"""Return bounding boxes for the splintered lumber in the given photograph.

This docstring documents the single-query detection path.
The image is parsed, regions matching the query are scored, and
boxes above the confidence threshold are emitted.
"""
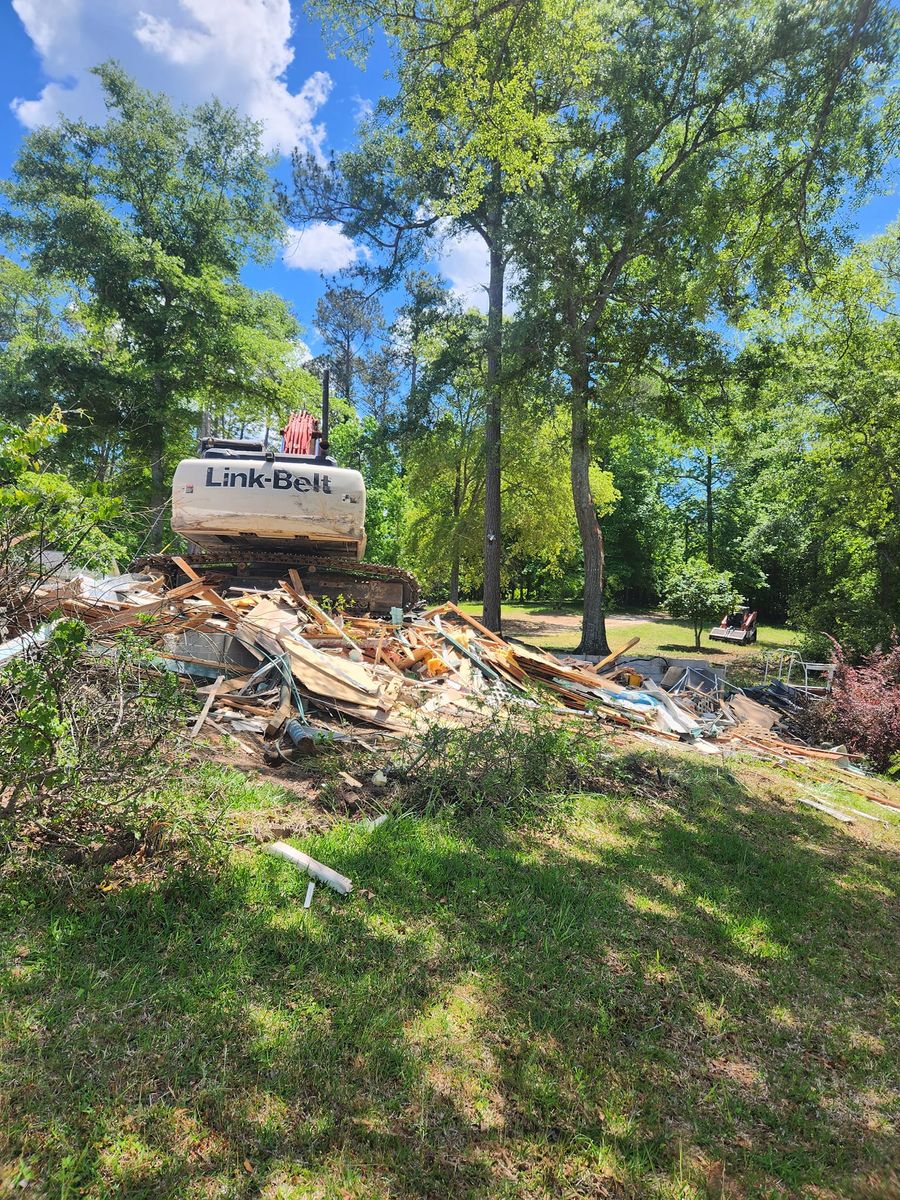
[281,633,385,708]
[92,579,208,632]
[288,568,307,597]
[171,555,202,582]
[393,645,432,671]
[278,578,304,607]
[433,616,505,684]
[265,841,353,894]
[507,641,614,684]
[238,597,303,644]
[442,601,507,646]
[294,592,359,650]
[195,585,242,623]
[190,674,224,736]
[590,636,641,674]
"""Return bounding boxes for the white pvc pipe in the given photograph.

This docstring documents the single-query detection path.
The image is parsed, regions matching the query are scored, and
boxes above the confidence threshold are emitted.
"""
[265,841,353,895]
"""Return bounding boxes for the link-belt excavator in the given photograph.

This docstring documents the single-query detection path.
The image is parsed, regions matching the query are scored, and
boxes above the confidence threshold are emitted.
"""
[131,374,419,612]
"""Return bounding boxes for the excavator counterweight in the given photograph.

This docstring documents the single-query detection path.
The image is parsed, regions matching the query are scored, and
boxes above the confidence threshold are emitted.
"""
[131,376,420,613]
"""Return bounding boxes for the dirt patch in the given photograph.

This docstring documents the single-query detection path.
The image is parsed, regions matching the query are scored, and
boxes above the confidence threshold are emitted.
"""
[502,610,666,638]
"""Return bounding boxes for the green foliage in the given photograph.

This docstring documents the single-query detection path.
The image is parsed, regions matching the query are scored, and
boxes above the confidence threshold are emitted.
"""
[665,558,738,649]
[0,62,299,543]
[330,415,410,566]
[0,410,125,627]
[313,284,383,407]
[0,620,188,864]
[396,706,606,823]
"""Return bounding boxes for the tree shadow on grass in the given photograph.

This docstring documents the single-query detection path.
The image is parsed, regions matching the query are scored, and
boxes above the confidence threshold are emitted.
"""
[1,755,898,1198]
[658,642,731,655]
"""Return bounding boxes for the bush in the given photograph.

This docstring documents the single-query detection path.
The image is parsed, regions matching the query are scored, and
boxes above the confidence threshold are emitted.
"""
[665,558,739,648]
[0,408,125,639]
[816,635,900,773]
[394,705,608,823]
[0,620,190,865]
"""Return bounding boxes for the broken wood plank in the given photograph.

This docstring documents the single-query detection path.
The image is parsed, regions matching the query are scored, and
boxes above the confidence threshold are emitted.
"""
[93,579,207,632]
[190,674,224,736]
[797,796,854,823]
[171,555,202,582]
[442,601,507,646]
[590,636,641,674]
[288,568,307,597]
[195,585,242,623]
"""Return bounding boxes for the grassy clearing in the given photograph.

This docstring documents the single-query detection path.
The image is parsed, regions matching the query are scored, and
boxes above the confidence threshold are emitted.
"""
[458,603,802,659]
[529,618,802,659]
[1,752,898,1199]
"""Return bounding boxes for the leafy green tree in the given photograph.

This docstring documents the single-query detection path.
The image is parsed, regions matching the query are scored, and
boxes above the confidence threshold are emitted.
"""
[0,407,125,638]
[665,559,738,650]
[739,228,900,654]
[329,415,409,566]
[313,284,383,408]
[393,271,456,424]
[512,0,898,654]
[0,62,286,547]
[294,0,592,630]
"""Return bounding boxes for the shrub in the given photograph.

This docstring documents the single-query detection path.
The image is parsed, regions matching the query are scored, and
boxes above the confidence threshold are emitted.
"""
[818,634,900,773]
[0,620,190,864]
[394,705,608,823]
[0,408,125,638]
[665,558,739,649]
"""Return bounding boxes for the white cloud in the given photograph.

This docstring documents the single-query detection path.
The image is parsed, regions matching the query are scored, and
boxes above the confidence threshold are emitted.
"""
[10,0,331,155]
[435,222,521,314]
[437,225,490,312]
[353,95,374,123]
[283,223,365,272]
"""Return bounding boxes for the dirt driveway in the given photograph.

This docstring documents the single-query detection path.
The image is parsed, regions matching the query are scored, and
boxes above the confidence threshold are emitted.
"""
[502,610,660,638]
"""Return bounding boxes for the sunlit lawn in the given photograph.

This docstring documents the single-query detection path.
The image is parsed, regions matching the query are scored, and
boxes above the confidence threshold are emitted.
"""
[458,602,802,659]
[1,754,897,1198]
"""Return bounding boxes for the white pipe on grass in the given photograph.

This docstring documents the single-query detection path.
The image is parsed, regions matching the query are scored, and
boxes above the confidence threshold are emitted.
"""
[265,841,353,895]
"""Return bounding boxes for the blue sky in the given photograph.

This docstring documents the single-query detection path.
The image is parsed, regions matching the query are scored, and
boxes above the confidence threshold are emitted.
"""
[0,0,489,353]
[0,0,895,356]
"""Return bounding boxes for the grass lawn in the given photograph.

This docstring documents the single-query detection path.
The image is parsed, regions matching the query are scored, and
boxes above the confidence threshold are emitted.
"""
[458,602,802,660]
[2,752,898,1199]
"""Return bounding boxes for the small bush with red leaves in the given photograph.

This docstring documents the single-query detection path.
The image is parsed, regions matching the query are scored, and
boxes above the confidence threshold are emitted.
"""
[824,635,900,773]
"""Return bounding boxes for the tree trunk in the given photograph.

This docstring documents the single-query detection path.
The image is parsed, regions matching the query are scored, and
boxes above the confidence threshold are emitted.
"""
[481,175,505,633]
[148,419,166,552]
[408,355,418,423]
[450,462,462,604]
[570,359,611,658]
[147,377,169,551]
[705,453,714,563]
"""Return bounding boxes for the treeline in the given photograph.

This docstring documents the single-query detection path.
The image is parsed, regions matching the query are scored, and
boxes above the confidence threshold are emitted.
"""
[0,0,898,658]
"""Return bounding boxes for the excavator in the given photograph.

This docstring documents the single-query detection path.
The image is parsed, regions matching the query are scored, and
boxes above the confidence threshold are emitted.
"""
[131,373,419,612]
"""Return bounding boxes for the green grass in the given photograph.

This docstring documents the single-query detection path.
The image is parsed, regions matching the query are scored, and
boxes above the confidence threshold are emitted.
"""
[2,754,898,1199]
[530,617,801,659]
[458,602,802,659]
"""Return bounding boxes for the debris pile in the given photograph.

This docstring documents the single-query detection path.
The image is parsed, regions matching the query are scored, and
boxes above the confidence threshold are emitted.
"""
[9,562,899,816]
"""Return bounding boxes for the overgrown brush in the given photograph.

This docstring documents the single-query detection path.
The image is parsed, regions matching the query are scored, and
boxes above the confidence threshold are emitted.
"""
[813,634,900,773]
[394,704,608,823]
[0,619,196,867]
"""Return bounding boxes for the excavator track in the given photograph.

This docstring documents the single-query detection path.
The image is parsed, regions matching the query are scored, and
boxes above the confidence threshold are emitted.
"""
[129,551,421,614]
